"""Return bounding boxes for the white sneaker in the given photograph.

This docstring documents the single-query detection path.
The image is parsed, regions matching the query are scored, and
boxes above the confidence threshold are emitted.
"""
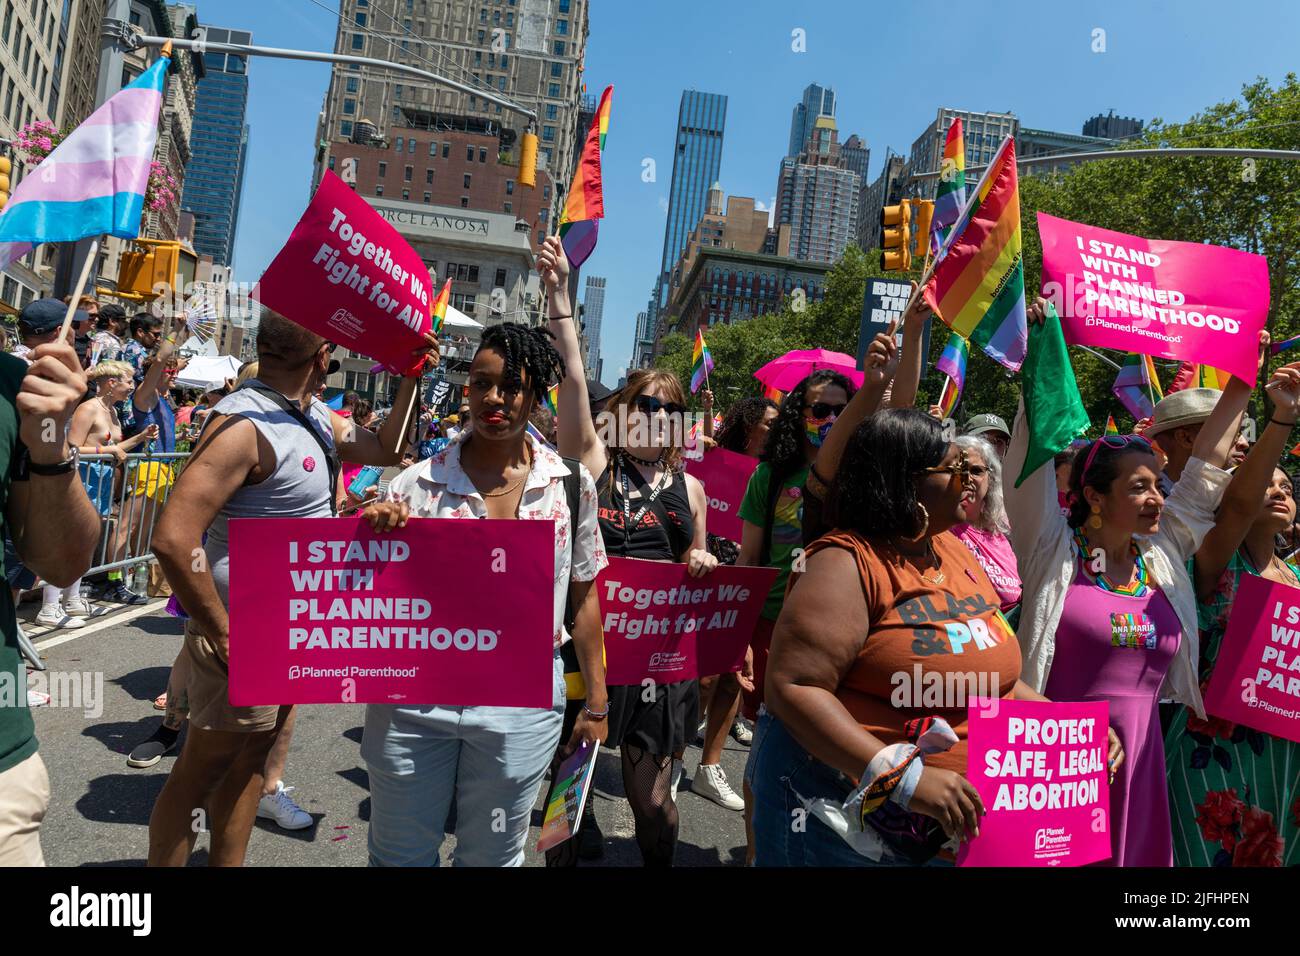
[730,718,754,746]
[669,757,684,802]
[35,604,86,629]
[64,597,92,617]
[690,763,745,811]
[27,690,50,707]
[257,781,313,830]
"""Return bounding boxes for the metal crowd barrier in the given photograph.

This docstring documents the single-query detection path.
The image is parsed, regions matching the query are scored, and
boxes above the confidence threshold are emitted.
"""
[79,450,191,577]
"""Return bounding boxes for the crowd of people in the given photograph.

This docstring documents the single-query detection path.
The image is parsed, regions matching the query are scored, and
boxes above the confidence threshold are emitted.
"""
[0,235,1296,869]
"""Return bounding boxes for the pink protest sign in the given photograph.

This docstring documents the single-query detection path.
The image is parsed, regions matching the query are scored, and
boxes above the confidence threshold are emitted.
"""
[254,171,434,375]
[1203,573,1300,743]
[1038,212,1270,386]
[957,698,1112,867]
[596,557,777,685]
[227,517,555,708]
[685,447,758,543]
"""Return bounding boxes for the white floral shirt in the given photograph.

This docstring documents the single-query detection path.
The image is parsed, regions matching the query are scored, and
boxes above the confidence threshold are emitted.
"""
[384,429,607,646]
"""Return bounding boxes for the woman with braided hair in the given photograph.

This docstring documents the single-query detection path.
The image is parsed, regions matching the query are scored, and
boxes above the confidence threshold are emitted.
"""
[539,236,718,867]
[359,321,610,867]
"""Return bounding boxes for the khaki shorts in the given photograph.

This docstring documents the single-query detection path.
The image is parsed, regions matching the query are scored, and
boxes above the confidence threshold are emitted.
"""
[182,623,284,733]
[0,751,49,866]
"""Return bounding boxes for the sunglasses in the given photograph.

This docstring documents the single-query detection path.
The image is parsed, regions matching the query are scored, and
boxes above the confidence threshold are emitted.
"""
[805,402,847,419]
[1079,434,1154,487]
[633,395,687,417]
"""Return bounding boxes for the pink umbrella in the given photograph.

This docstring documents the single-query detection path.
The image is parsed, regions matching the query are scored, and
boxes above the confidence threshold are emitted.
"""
[753,348,864,393]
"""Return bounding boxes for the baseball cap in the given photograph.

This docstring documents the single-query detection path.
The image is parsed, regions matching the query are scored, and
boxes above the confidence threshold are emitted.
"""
[19,298,84,336]
[964,413,1011,439]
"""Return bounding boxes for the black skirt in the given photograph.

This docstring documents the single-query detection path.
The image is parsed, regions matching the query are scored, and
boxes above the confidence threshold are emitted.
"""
[605,678,700,755]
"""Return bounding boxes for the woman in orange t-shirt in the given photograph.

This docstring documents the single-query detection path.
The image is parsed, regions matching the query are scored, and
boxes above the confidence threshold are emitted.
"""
[750,408,1122,866]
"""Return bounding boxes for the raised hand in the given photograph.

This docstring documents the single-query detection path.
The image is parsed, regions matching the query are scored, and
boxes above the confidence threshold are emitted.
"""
[536,235,570,293]
[18,342,89,464]
[864,320,901,389]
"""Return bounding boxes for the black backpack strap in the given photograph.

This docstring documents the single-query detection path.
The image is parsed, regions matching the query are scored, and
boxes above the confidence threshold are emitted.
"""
[241,384,342,516]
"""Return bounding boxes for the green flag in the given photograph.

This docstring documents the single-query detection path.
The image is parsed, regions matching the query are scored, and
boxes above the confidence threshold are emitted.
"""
[1015,302,1090,488]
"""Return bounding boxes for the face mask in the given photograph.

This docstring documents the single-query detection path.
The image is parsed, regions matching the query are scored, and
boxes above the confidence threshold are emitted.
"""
[805,416,835,448]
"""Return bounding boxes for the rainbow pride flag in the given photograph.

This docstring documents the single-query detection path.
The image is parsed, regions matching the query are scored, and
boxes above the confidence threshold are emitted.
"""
[921,136,1027,371]
[558,85,612,269]
[429,277,452,336]
[1272,332,1300,356]
[1112,352,1156,421]
[0,52,170,269]
[545,384,559,415]
[763,384,784,403]
[1198,365,1231,390]
[930,118,966,254]
[936,331,969,394]
[937,376,961,419]
[1105,415,1119,436]
[690,328,714,394]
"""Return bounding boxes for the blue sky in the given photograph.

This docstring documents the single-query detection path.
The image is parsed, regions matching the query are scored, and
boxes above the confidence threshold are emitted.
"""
[222,0,1299,387]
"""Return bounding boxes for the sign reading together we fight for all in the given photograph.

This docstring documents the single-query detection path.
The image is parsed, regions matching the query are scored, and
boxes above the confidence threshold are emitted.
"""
[255,170,436,376]
[1038,212,1270,386]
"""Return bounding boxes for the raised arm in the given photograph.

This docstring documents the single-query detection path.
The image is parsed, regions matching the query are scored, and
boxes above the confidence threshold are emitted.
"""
[1193,361,1300,598]
[333,334,439,466]
[884,285,930,411]
[1190,332,1268,469]
[538,235,606,479]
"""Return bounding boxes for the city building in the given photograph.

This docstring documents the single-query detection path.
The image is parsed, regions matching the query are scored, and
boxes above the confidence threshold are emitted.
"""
[840,133,870,182]
[661,183,771,317]
[325,115,555,256]
[631,309,653,370]
[657,90,727,313]
[326,196,539,401]
[659,247,829,349]
[904,106,1020,199]
[581,274,604,379]
[774,116,861,264]
[312,0,590,230]
[180,21,251,269]
[1083,111,1144,140]
[787,82,835,159]
[148,5,203,242]
[858,150,907,252]
[1018,125,1119,174]
[55,0,105,131]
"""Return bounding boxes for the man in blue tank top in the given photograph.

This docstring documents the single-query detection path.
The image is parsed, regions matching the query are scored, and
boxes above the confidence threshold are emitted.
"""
[145,310,438,867]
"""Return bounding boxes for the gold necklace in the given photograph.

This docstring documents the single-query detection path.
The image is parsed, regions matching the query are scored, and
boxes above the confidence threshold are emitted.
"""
[894,538,944,584]
[472,447,532,498]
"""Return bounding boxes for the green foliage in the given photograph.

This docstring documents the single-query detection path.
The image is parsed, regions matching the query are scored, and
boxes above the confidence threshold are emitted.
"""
[658,74,1300,430]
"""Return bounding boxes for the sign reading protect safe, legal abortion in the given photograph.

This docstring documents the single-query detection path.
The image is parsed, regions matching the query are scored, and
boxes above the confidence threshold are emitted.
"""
[1203,573,1300,744]
[597,557,777,685]
[684,448,758,543]
[227,518,554,708]
[1038,212,1270,386]
[958,698,1112,867]
[254,170,435,376]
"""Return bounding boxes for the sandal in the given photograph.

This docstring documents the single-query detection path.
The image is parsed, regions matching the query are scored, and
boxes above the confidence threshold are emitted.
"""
[153,692,168,711]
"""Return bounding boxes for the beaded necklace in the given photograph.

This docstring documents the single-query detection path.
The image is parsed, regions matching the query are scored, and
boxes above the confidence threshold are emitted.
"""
[1072,527,1150,597]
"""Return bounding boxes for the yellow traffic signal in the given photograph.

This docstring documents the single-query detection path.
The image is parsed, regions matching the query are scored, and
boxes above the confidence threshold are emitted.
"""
[518,130,538,189]
[881,201,912,272]
[910,199,935,259]
[0,155,11,211]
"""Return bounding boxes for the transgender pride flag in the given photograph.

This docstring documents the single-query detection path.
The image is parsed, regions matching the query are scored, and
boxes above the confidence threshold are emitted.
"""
[0,53,169,270]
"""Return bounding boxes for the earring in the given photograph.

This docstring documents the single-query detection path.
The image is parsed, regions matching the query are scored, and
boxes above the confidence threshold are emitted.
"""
[905,503,930,541]
[1089,504,1103,530]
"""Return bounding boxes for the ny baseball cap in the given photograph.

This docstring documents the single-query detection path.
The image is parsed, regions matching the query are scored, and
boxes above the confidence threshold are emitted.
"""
[964,413,1011,439]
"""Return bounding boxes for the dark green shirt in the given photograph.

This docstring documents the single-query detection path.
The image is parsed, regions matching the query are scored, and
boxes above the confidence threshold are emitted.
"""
[0,352,36,775]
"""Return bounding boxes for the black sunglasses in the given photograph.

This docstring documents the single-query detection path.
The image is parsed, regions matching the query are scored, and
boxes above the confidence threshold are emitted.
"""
[805,402,847,419]
[633,395,687,416]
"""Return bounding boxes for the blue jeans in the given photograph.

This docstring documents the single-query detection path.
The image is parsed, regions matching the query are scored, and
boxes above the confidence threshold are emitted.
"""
[361,650,565,867]
[748,711,954,868]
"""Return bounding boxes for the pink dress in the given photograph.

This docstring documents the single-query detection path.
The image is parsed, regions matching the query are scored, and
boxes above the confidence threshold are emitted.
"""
[1045,563,1180,866]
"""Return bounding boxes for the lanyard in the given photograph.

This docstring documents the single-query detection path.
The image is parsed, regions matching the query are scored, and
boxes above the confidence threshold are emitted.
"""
[620,453,671,543]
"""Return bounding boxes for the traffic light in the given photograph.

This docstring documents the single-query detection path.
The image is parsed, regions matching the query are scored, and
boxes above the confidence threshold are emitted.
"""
[881,201,912,272]
[911,199,935,259]
[518,128,538,189]
[0,154,11,211]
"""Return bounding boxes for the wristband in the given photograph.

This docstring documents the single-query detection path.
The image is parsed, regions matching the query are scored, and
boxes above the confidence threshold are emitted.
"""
[548,313,573,320]
[27,446,79,477]
[582,703,609,719]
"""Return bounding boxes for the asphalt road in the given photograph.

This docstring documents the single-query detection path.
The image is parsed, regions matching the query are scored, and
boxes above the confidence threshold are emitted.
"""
[27,603,751,867]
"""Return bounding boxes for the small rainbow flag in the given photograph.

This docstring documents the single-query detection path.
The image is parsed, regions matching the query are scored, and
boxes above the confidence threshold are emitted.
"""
[763,384,784,403]
[922,136,1027,371]
[937,376,961,419]
[558,85,613,269]
[545,384,558,415]
[1104,415,1119,436]
[1273,333,1300,356]
[930,118,967,254]
[935,331,968,398]
[429,277,452,336]
[690,328,714,394]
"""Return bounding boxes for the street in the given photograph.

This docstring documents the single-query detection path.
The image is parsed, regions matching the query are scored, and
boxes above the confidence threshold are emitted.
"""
[28,604,750,867]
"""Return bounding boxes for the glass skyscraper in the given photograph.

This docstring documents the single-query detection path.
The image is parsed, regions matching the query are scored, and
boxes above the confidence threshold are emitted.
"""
[182,27,252,268]
[658,90,727,308]
[788,83,836,158]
